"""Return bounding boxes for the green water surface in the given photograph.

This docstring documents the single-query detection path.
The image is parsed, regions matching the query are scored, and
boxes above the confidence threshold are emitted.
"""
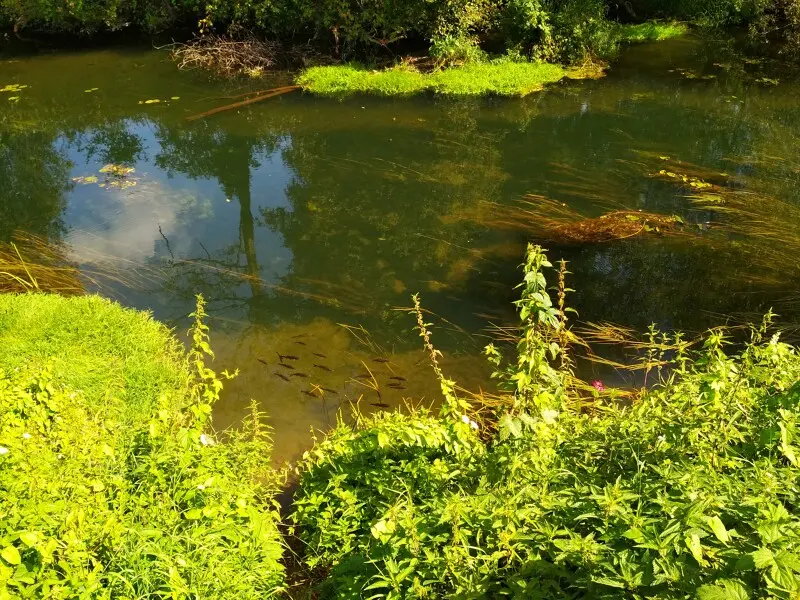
[2,36,799,462]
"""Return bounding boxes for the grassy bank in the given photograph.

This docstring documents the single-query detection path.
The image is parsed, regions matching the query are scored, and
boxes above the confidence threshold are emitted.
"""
[616,20,690,42]
[4,241,800,597]
[0,294,285,598]
[0,294,187,421]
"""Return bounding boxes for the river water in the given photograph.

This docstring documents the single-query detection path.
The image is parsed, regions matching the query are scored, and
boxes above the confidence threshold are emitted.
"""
[2,35,799,463]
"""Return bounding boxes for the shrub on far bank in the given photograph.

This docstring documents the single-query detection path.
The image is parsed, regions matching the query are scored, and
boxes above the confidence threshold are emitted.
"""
[4,0,799,63]
[292,244,800,598]
[0,294,285,598]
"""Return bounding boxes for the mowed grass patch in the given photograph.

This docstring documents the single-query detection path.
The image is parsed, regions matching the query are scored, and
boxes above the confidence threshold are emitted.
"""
[297,61,567,97]
[0,293,187,422]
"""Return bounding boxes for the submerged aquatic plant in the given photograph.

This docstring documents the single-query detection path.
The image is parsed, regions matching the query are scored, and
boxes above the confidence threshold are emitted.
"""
[443,194,689,244]
[0,234,79,294]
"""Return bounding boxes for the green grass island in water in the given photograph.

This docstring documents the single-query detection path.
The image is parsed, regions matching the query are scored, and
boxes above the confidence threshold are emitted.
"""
[295,22,688,97]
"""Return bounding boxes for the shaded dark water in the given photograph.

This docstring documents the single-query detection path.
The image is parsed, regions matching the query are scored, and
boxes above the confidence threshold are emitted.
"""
[2,36,800,462]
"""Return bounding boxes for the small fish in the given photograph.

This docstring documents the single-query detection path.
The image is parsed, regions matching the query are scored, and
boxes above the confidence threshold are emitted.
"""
[371,402,390,408]
[321,387,338,395]
[294,341,307,346]
[276,352,300,362]
[274,372,290,382]
[313,364,332,372]
[301,390,317,397]
[387,384,406,390]
[353,373,372,380]
[257,358,268,366]
[388,376,406,382]
[372,358,390,363]
[278,363,295,371]
[291,372,309,378]
[313,352,327,359]
[293,333,308,339]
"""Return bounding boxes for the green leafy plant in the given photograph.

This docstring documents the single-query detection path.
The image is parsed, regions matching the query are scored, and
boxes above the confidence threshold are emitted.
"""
[292,244,800,598]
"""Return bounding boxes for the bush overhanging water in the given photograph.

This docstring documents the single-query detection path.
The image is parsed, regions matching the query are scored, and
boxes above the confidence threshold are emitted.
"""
[292,244,800,598]
[2,0,799,63]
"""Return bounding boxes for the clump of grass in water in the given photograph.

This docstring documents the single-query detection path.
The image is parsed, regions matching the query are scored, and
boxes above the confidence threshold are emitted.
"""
[1,232,168,297]
[0,234,81,294]
[443,194,689,243]
[297,61,567,97]
[615,21,689,43]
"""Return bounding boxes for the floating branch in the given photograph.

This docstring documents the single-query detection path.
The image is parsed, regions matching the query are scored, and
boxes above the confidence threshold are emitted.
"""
[186,85,300,122]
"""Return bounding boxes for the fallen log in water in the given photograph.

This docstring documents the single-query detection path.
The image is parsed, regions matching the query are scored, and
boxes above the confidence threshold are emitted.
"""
[185,85,300,122]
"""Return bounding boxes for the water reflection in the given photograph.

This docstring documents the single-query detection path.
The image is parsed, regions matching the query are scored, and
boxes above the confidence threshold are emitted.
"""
[2,36,800,462]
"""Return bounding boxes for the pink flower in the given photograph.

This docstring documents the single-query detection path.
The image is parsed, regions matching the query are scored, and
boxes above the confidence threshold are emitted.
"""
[592,380,605,392]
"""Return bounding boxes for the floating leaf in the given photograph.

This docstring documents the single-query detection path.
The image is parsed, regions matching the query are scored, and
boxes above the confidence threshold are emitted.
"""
[170,96,180,100]
[107,179,137,190]
[143,99,161,104]
[98,164,135,176]
[0,84,28,93]
[71,175,99,184]
[8,96,20,102]
[84,87,99,93]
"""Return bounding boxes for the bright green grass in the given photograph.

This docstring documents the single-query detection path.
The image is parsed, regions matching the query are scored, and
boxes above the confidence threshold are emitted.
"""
[297,62,567,97]
[0,295,286,598]
[616,21,689,43]
[0,293,187,422]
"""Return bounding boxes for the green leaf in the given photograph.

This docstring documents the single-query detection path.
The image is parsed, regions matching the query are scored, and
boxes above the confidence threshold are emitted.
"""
[18,532,37,548]
[1,546,21,565]
[697,579,750,600]
[751,547,775,569]
[499,414,521,439]
[592,576,626,588]
[685,533,706,566]
[705,516,729,544]
[184,508,203,520]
